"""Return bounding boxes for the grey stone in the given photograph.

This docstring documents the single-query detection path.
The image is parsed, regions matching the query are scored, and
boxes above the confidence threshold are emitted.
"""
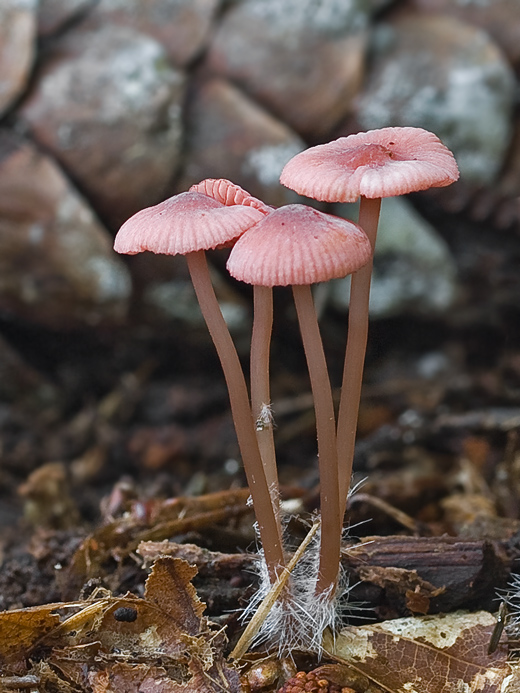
[331,196,459,318]
[37,0,95,35]
[20,23,185,229]
[410,0,520,68]
[0,0,37,116]
[207,0,372,137]
[0,134,131,329]
[225,0,389,35]
[143,272,248,331]
[90,0,221,67]
[178,77,304,208]
[357,15,516,184]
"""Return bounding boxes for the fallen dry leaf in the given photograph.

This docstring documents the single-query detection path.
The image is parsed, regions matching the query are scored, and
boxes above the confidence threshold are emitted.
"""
[89,657,240,693]
[93,558,211,662]
[323,610,511,693]
[0,557,238,691]
[502,664,520,692]
[89,663,184,693]
[144,557,205,635]
[0,604,61,673]
[62,489,251,598]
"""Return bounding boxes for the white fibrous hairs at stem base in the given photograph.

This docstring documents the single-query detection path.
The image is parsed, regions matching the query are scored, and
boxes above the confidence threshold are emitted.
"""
[502,574,520,653]
[240,520,358,658]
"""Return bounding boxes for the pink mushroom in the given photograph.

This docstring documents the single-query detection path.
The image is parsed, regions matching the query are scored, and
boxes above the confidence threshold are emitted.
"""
[280,127,459,518]
[189,180,281,537]
[227,204,372,596]
[114,189,285,582]
[190,178,272,214]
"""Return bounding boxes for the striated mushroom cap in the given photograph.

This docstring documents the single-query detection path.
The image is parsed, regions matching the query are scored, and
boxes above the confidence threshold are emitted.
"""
[189,178,272,214]
[227,204,372,287]
[280,127,459,203]
[114,191,265,256]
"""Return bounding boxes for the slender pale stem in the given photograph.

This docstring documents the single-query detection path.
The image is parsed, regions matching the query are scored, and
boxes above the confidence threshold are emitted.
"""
[186,251,285,581]
[337,197,382,517]
[292,284,340,595]
[250,286,282,538]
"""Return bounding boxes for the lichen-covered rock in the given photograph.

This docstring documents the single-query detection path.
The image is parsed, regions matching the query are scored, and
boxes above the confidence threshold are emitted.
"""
[427,113,520,232]
[0,0,37,117]
[332,196,458,319]
[206,0,374,138]
[410,0,520,68]
[37,0,95,36]
[177,77,305,207]
[140,256,249,331]
[224,0,390,35]
[0,132,131,329]
[90,0,221,67]
[356,15,516,184]
[20,23,185,230]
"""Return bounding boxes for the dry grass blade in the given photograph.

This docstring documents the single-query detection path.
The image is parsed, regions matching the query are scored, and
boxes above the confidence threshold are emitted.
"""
[230,519,321,661]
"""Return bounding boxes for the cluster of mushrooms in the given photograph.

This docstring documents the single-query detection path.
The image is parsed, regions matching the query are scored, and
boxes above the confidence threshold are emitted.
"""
[114,126,459,652]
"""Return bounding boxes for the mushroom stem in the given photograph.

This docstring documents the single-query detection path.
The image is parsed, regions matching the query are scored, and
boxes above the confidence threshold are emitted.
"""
[186,250,285,581]
[292,284,340,595]
[337,196,381,516]
[251,286,282,532]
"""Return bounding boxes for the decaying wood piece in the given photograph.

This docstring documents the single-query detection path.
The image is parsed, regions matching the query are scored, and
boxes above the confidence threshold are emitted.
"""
[138,534,513,618]
[137,540,257,576]
[343,535,510,616]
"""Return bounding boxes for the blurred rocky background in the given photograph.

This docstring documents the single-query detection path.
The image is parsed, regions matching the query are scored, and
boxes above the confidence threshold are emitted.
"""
[1,0,520,533]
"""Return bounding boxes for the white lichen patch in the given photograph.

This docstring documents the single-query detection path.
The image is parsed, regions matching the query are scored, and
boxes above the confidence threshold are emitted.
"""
[379,611,496,650]
[144,280,247,331]
[246,0,387,35]
[328,625,379,661]
[244,142,305,187]
[107,38,180,117]
[501,673,516,692]
[332,197,458,319]
[328,611,511,692]
[85,256,132,303]
[27,223,45,246]
[35,25,185,128]
[139,624,162,650]
[52,189,131,310]
[8,0,37,10]
[358,16,515,184]
[443,57,515,182]
[144,280,205,326]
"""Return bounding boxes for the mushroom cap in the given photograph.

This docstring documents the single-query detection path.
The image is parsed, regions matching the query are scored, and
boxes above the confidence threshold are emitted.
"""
[189,178,272,215]
[226,204,372,287]
[114,191,265,256]
[280,127,459,203]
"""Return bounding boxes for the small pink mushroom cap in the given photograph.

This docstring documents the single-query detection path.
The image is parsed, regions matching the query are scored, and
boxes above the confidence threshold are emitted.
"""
[114,191,265,256]
[226,204,372,287]
[189,178,272,215]
[280,127,460,203]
